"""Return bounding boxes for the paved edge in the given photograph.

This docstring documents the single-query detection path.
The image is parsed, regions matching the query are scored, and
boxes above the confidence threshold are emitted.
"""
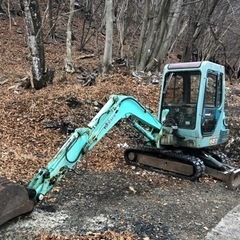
[205,204,240,240]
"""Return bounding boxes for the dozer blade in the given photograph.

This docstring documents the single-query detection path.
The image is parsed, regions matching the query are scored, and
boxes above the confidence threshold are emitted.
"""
[0,177,34,226]
[227,169,240,190]
[205,167,240,190]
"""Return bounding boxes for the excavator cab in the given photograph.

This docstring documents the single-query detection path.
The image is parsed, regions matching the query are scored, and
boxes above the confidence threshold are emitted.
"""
[154,61,240,190]
[158,61,229,148]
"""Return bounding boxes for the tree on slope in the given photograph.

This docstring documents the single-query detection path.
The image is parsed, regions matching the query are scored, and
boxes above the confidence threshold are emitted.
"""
[134,0,183,72]
[102,0,113,73]
[21,0,54,90]
[64,0,75,73]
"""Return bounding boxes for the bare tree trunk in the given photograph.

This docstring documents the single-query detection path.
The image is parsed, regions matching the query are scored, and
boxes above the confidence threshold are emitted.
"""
[45,0,61,41]
[158,0,182,56]
[116,0,129,59]
[102,0,113,73]
[168,19,189,55]
[78,1,102,51]
[146,0,182,71]
[64,0,75,73]
[134,0,150,70]
[134,0,182,72]
[21,0,54,90]
[0,0,6,13]
[48,0,54,40]
[201,1,229,60]
[139,0,171,70]
[181,0,220,62]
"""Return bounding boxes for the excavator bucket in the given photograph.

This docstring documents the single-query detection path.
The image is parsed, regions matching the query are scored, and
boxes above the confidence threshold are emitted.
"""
[0,177,34,226]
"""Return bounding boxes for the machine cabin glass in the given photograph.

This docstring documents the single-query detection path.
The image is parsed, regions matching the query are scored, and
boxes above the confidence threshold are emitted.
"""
[201,72,223,135]
[161,71,201,129]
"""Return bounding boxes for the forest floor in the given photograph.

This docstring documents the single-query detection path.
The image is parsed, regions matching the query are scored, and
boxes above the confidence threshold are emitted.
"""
[0,15,240,240]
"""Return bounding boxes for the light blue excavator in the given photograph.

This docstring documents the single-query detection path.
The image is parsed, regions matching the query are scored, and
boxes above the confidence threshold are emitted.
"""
[1,61,240,226]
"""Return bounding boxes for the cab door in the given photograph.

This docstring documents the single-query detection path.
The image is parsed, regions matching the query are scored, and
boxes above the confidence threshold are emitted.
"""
[201,71,223,135]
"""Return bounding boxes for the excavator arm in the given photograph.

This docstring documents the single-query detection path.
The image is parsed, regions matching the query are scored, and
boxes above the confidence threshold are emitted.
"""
[27,94,164,203]
[1,94,165,225]
[3,93,239,227]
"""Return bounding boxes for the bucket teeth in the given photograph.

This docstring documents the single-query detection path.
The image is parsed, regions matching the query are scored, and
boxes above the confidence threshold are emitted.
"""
[0,177,34,226]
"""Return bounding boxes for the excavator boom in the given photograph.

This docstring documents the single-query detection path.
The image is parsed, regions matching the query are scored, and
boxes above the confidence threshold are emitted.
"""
[27,94,163,202]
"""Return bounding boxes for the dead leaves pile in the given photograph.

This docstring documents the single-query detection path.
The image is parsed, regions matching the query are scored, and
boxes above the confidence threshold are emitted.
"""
[0,74,160,183]
[39,230,136,240]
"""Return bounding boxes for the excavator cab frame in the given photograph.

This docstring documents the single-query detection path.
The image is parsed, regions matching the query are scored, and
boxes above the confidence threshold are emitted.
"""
[158,61,229,148]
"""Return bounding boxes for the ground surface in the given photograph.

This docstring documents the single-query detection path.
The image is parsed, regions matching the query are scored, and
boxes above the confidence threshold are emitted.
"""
[0,15,240,240]
[205,204,240,240]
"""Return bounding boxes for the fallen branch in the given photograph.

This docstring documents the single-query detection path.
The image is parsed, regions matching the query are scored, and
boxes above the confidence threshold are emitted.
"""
[75,54,95,60]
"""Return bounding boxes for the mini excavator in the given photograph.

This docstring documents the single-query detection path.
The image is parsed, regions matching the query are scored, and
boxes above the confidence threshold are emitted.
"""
[1,61,240,226]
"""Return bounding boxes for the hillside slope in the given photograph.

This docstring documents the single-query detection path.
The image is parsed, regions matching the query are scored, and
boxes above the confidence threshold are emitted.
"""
[0,14,240,240]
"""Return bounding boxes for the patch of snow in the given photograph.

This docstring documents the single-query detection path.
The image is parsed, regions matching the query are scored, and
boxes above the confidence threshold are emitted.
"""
[117,142,129,148]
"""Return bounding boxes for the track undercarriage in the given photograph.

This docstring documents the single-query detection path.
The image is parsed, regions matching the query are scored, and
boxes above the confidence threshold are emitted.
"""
[124,147,240,190]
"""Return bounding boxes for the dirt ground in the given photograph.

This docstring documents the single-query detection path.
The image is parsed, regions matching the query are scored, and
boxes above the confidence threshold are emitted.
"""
[1,170,240,240]
[0,15,240,240]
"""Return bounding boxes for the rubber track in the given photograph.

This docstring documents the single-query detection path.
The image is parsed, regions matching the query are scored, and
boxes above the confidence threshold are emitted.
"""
[205,150,229,164]
[124,148,205,181]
